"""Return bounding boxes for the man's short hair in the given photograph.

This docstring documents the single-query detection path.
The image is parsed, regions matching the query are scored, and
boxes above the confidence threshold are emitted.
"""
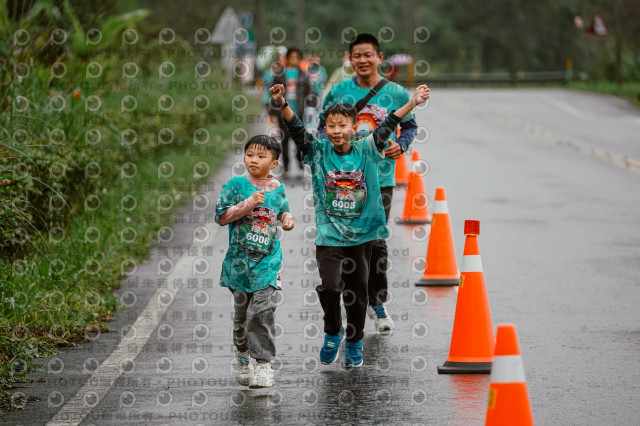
[325,103,357,124]
[245,135,282,159]
[349,33,380,54]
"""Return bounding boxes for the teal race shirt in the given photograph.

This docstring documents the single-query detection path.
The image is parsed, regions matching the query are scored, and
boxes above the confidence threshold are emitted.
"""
[321,78,412,187]
[286,114,399,247]
[215,175,290,292]
[261,67,301,112]
[284,68,300,113]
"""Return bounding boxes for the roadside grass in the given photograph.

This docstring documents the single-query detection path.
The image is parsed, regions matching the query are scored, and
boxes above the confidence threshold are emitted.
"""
[0,0,260,415]
[568,80,640,109]
[0,69,261,410]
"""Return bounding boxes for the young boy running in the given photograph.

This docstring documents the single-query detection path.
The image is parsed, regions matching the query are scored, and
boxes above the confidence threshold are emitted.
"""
[269,83,429,367]
[216,135,294,388]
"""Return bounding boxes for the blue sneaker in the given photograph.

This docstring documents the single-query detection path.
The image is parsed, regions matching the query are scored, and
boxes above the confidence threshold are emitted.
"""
[319,327,344,365]
[344,339,363,368]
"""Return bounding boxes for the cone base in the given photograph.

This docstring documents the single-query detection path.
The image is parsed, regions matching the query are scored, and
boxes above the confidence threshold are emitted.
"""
[397,218,431,225]
[416,277,459,286]
[437,361,492,374]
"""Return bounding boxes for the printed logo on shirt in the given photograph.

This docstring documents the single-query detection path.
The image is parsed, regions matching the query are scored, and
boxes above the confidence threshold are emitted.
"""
[237,206,277,259]
[323,169,367,217]
[355,104,388,139]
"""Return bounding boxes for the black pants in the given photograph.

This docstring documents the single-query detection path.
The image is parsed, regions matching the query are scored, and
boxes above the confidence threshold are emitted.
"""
[368,186,393,306]
[278,117,303,171]
[316,242,373,342]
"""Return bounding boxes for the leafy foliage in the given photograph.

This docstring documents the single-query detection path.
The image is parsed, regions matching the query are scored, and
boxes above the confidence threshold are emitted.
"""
[142,0,640,80]
[0,0,244,405]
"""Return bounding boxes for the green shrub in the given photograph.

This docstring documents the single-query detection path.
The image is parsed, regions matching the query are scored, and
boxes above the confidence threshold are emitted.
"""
[0,0,253,406]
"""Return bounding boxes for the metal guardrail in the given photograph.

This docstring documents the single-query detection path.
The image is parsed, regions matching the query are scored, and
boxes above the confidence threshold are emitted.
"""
[410,71,571,87]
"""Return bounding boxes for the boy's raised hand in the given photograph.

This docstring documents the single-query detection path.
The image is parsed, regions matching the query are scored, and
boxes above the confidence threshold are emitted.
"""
[412,84,430,106]
[392,84,430,120]
[251,189,265,205]
[269,84,286,105]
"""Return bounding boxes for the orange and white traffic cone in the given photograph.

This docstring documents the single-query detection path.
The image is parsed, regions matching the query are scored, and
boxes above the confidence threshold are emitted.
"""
[394,152,409,186]
[397,171,431,224]
[438,220,495,372]
[485,324,534,426]
[416,187,458,285]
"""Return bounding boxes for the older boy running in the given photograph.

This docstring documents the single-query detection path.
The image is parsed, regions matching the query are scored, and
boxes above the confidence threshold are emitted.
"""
[270,82,429,367]
[318,33,419,333]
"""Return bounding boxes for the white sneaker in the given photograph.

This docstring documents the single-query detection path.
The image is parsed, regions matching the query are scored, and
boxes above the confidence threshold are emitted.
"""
[249,362,275,389]
[233,350,254,386]
[367,305,394,333]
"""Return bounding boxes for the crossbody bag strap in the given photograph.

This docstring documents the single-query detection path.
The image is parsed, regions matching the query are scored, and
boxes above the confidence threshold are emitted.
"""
[354,78,389,112]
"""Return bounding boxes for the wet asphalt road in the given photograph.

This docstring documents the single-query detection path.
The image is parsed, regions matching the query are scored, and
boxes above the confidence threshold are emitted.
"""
[2,88,640,425]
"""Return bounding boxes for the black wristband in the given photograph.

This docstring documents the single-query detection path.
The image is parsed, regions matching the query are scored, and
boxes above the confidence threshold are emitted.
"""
[271,99,287,110]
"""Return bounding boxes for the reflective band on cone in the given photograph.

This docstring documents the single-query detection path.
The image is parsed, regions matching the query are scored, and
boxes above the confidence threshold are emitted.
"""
[433,200,449,214]
[490,355,526,383]
[461,255,483,272]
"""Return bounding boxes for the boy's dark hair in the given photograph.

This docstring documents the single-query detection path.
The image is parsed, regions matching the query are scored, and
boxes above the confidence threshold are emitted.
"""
[244,135,282,159]
[286,47,303,59]
[349,33,380,54]
[325,103,357,124]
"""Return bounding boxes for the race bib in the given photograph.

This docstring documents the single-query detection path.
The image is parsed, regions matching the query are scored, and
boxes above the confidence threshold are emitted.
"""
[237,207,277,259]
[323,170,367,217]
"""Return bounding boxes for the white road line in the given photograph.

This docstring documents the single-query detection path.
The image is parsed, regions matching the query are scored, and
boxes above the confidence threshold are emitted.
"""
[544,95,586,118]
[445,95,640,174]
[46,221,220,426]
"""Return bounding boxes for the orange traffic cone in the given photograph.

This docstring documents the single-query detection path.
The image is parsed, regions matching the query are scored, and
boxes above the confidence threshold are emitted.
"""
[416,187,458,285]
[394,152,409,186]
[438,220,495,372]
[411,150,420,162]
[397,171,431,224]
[485,324,534,425]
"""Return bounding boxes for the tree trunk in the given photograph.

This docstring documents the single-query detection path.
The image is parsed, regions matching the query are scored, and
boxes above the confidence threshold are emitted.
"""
[404,0,416,86]
[295,0,305,48]
[508,37,518,85]
[615,37,623,86]
[254,0,263,49]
